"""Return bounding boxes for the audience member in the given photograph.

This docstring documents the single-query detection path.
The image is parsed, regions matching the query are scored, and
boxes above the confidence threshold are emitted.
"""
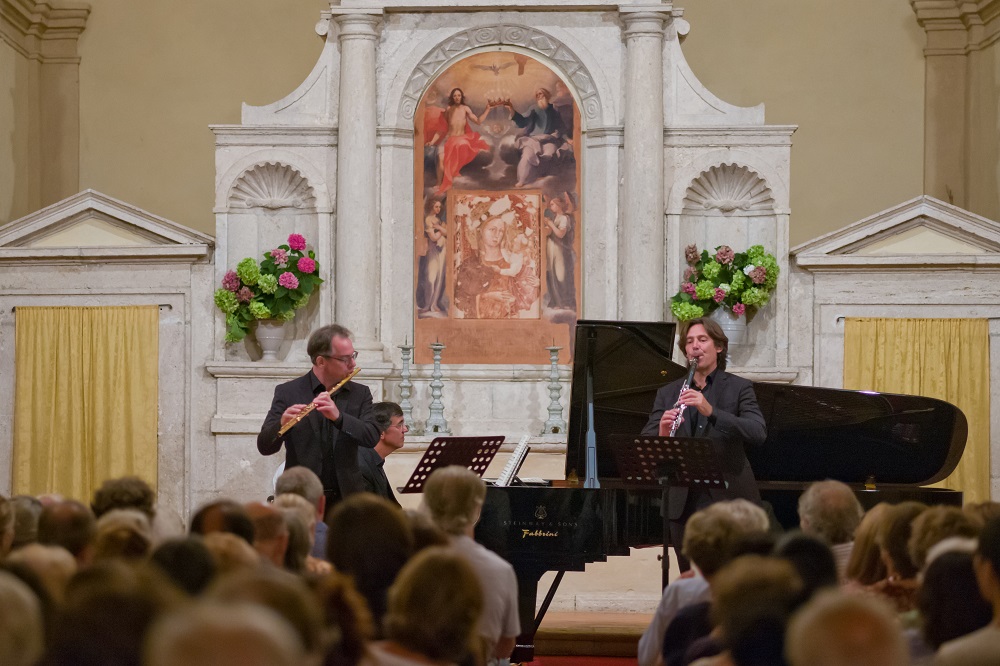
[326,493,414,636]
[312,570,374,666]
[189,499,255,544]
[10,495,43,550]
[5,543,77,603]
[844,502,889,586]
[907,505,979,571]
[274,492,333,575]
[37,499,96,566]
[91,476,156,520]
[963,501,1000,528]
[92,508,153,562]
[145,601,305,666]
[868,501,926,611]
[202,531,261,575]
[934,516,1000,665]
[376,546,484,666]
[773,532,839,603]
[0,571,44,666]
[638,499,770,666]
[208,567,326,661]
[402,508,449,552]
[796,480,864,580]
[0,494,17,556]
[786,591,908,666]
[245,502,290,567]
[421,465,520,664]
[150,536,217,596]
[275,465,328,558]
[917,550,991,653]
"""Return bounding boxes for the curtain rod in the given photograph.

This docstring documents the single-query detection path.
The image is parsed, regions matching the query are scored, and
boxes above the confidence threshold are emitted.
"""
[836,315,1000,322]
[10,304,173,311]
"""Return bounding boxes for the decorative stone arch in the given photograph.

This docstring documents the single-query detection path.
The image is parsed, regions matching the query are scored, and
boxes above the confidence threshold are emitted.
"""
[667,151,789,216]
[682,164,775,216]
[396,24,605,128]
[216,150,333,213]
[227,162,317,211]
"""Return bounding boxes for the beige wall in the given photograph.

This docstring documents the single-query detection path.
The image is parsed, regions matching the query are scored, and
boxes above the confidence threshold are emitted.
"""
[681,1,926,245]
[967,42,1000,223]
[76,0,328,234]
[17,1,927,246]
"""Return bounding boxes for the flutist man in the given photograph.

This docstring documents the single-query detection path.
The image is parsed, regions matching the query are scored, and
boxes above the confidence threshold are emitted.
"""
[642,317,767,571]
[258,324,381,511]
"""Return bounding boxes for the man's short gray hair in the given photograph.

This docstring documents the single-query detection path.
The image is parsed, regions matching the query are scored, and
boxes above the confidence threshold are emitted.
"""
[798,480,864,546]
[786,591,908,666]
[275,467,324,508]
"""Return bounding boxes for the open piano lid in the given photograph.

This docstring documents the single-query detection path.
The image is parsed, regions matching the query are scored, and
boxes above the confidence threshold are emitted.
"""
[750,383,968,486]
[565,320,688,481]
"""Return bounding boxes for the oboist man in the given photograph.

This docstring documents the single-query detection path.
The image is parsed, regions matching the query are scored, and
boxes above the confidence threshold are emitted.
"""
[358,401,408,507]
[258,324,381,511]
[642,317,767,572]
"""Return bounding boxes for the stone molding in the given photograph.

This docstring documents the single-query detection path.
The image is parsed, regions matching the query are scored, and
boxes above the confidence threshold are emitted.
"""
[911,0,1000,52]
[683,163,775,215]
[398,23,604,123]
[227,162,317,211]
[0,0,89,61]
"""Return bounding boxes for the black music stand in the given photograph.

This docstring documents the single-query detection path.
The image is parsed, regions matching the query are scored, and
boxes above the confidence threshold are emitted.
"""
[400,435,505,493]
[608,434,726,587]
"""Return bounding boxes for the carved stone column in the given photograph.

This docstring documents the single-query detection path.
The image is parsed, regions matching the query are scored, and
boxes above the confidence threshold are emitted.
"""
[620,8,667,320]
[334,12,382,350]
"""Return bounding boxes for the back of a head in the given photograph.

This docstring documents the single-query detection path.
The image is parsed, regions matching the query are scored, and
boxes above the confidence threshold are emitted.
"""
[421,466,487,536]
[202,531,261,575]
[978,515,1000,574]
[208,567,324,656]
[93,509,153,562]
[0,495,14,555]
[845,503,889,585]
[798,480,863,545]
[682,499,770,578]
[326,494,413,628]
[786,591,908,666]
[91,476,156,520]
[11,495,42,550]
[274,467,323,509]
[918,550,992,649]
[190,500,255,544]
[146,601,305,666]
[0,571,43,666]
[150,537,217,596]
[384,546,484,663]
[774,531,839,600]
[5,543,77,603]
[907,505,979,571]
[37,500,96,559]
[877,501,927,579]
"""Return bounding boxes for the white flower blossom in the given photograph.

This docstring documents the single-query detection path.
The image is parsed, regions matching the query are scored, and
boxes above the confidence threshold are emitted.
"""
[743,264,756,276]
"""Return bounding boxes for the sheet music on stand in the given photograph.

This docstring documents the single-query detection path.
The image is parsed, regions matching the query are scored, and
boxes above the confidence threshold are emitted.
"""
[495,435,531,487]
[607,434,726,490]
[400,435,505,493]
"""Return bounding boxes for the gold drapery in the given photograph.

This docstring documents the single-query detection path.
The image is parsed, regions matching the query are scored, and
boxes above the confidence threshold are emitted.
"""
[843,317,990,504]
[13,306,159,500]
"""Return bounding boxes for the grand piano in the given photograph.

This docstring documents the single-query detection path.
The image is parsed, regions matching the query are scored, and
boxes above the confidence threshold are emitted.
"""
[475,319,967,662]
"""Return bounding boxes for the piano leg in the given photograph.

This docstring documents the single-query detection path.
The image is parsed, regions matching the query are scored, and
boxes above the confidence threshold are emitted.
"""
[511,568,567,663]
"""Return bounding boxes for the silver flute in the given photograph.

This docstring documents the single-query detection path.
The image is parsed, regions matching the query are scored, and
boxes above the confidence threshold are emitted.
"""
[668,357,699,437]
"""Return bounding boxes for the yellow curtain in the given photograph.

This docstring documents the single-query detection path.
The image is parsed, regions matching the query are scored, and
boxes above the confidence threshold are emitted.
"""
[13,306,159,500]
[843,317,990,504]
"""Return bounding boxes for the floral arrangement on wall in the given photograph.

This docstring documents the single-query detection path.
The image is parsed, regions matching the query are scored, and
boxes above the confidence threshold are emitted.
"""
[670,244,779,321]
[214,234,323,342]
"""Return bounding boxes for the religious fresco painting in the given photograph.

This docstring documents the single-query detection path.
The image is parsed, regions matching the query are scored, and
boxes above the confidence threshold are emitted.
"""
[413,50,581,364]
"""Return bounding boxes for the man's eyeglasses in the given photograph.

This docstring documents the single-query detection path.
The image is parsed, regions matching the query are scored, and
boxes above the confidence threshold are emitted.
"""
[389,421,408,431]
[321,351,359,363]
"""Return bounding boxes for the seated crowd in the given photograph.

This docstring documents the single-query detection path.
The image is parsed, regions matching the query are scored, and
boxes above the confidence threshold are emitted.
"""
[639,480,1000,666]
[0,465,516,666]
[2,471,1000,666]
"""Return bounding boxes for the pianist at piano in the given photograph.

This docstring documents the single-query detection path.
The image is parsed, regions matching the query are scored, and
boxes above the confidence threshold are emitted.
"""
[641,317,768,571]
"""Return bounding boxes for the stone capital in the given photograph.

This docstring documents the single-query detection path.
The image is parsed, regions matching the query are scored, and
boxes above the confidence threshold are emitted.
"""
[910,0,1000,51]
[1,0,90,61]
[332,11,381,42]
[619,7,669,39]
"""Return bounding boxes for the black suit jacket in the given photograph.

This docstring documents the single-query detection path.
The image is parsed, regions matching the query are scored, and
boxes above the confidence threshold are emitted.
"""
[258,370,380,497]
[358,447,400,507]
[641,369,766,519]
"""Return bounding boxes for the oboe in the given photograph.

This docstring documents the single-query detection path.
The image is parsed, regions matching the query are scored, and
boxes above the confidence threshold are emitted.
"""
[668,357,699,437]
[276,366,362,437]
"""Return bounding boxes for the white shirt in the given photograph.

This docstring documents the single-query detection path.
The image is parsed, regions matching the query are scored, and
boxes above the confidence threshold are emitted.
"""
[637,575,712,666]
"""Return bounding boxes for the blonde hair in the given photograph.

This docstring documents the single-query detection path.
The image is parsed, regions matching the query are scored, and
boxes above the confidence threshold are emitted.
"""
[421,466,486,536]
[682,500,769,577]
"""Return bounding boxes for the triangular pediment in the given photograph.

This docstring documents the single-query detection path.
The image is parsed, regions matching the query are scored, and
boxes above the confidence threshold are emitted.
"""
[792,196,1000,269]
[0,190,214,263]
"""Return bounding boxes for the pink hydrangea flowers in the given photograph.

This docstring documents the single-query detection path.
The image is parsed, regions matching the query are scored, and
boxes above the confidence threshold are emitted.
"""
[713,288,727,303]
[715,246,735,265]
[278,272,299,289]
[222,270,240,292]
[749,266,767,284]
[287,234,307,251]
[270,248,288,265]
[682,282,697,296]
[297,257,316,274]
[732,303,746,316]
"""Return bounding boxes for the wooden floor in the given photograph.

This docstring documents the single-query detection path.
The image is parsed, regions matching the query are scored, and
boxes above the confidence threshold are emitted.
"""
[534,611,652,659]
